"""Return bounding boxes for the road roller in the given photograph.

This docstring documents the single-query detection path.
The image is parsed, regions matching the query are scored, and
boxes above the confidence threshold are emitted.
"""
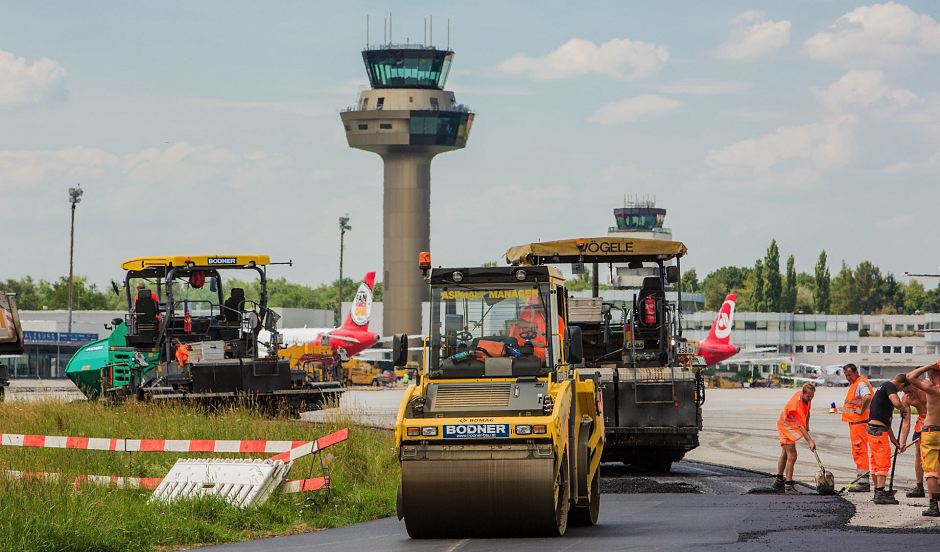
[392,261,605,538]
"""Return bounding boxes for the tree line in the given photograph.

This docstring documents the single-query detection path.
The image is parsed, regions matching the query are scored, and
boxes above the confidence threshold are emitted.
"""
[0,275,381,317]
[681,240,940,314]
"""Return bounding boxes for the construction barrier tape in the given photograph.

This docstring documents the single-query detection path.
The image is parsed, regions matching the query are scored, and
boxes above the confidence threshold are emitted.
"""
[3,470,330,494]
[0,429,349,455]
[268,428,349,462]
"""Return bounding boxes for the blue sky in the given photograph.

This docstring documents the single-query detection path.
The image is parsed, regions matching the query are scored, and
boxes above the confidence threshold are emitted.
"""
[2,1,939,288]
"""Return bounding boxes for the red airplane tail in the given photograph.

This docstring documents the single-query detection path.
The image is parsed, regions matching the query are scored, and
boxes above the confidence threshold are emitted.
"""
[341,272,376,331]
[703,293,736,346]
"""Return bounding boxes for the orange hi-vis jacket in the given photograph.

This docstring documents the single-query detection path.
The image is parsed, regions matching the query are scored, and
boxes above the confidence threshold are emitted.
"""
[842,376,873,423]
[778,390,811,443]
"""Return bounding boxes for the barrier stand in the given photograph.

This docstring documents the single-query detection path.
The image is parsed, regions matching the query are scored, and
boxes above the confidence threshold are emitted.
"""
[0,428,349,506]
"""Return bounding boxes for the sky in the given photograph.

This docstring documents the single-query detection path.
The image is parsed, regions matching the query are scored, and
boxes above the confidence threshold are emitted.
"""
[1,1,939,289]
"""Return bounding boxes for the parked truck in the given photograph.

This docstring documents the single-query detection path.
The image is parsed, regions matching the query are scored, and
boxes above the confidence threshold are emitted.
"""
[0,292,24,401]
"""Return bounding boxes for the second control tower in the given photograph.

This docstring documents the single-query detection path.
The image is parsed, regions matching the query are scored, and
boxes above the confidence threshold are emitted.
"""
[341,44,473,336]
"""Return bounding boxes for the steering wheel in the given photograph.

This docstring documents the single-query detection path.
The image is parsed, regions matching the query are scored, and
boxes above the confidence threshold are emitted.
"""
[518,328,539,341]
[456,330,473,342]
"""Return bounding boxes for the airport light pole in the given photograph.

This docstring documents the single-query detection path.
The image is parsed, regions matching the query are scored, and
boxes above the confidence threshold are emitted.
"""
[67,185,83,334]
[338,215,351,323]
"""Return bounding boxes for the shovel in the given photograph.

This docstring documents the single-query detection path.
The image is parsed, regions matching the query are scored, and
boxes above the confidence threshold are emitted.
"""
[836,471,870,496]
[811,448,835,495]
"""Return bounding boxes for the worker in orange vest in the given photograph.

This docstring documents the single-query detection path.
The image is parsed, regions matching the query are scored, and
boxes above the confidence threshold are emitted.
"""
[842,364,874,492]
[773,383,817,493]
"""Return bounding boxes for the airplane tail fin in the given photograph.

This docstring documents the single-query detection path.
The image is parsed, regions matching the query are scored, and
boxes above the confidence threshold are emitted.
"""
[703,293,736,345]
[341,272,376,331]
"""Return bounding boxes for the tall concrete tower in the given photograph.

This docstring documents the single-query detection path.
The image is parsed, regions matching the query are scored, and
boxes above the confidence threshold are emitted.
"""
[341,45,473,336]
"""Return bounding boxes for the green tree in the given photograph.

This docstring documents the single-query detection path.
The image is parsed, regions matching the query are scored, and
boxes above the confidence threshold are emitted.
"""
[830,261,858,314]
[702,266,750,310]
[879,273,904,314]
[680,268,700,294]
[781,254,797,312]
[751,260,765,312]
[763,240,782,311]
[902,280,928,313]
[853,261,884,314]
[814,251,830,313]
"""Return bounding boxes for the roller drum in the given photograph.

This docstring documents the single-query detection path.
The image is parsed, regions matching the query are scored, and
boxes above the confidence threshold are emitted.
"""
[400,452,566,538]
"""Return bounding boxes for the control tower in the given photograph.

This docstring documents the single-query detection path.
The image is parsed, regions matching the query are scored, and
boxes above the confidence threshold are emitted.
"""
[341,44,474,336]
[607,196,673,288]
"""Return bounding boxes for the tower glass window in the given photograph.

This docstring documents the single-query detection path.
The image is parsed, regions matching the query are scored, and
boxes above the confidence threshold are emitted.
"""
[363,48,454,89]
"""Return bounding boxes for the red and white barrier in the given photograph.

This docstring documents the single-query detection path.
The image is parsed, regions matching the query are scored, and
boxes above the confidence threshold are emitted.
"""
[0,428,349,455]
[4,470,330,494]
[0,428,349,499]
[269,428,349,462]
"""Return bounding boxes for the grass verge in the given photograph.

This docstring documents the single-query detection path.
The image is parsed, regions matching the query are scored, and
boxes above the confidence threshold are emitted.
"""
[0,399,399,552]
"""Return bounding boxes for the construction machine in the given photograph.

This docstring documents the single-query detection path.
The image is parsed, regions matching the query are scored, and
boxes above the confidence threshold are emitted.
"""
[64,255,342,413]
[393,260,605,538]
[505,237,703,472]
[0,292,25,401]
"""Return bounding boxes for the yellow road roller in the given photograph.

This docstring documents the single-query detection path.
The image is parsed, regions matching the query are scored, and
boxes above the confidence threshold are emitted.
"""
[391,263,604,537]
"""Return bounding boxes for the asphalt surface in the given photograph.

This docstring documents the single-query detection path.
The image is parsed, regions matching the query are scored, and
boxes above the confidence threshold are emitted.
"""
[197,461,939,552]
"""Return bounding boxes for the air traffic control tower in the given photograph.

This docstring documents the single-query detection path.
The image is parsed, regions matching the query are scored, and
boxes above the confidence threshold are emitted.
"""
[341,45,474,335]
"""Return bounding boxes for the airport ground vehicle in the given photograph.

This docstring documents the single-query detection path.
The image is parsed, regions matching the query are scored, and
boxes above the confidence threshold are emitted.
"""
[65,255,342,413]
[0,292,25,401]
[393,263,604,537]
[505,237,703,472]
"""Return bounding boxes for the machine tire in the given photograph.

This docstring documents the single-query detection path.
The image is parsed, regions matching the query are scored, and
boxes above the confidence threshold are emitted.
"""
[371,378,380,387]
[569,468,600,526]
[548,454,571,536]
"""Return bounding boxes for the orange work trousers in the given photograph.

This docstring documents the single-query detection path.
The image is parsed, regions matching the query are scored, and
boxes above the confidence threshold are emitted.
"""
[849,423,870,472]
[867,429,891,477]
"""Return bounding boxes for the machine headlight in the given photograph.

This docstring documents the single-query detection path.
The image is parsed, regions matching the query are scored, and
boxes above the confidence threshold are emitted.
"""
[515,425,532,435]
[515,269,527,281]
[452,271,463,282]
[421,426,438,437]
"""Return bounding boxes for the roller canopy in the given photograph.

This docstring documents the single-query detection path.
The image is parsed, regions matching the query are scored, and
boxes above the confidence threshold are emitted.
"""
[505,237,687,266]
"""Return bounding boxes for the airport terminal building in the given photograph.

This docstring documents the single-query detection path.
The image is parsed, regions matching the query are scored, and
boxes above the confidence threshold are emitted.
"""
[682,311,940,380]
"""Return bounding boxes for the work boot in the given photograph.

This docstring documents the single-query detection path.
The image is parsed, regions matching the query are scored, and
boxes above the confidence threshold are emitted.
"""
[907,484,926,498]
[923,495,940,517]
[873,488,899,505]
[784,481,799,495]
[771,475,785,492]
[848,480,871,493]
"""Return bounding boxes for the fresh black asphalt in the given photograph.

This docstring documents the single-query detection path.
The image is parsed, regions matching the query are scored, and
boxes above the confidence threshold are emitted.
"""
[201,462,940,551]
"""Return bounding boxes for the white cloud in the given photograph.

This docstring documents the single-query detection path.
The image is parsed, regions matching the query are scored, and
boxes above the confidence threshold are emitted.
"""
[0,147,116,188]
[588,94,680,125]
[717,11,791,61]
[814,70,917,112]
[804,2,940,65]
[0,48,67,106]
[649,80,753,95]
[706,116,857,172]
[499,38,668,80]
[180,98,328,117]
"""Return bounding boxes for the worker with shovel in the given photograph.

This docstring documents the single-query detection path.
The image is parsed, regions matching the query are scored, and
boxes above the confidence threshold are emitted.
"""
[773,383,816,494]
[867,374,911,505]
[841,364,874,493]
[905,362,940,517]
[903,386,928,498]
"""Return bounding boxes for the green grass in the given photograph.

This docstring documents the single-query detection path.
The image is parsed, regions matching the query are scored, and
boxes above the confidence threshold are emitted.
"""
[0,400,399,552]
